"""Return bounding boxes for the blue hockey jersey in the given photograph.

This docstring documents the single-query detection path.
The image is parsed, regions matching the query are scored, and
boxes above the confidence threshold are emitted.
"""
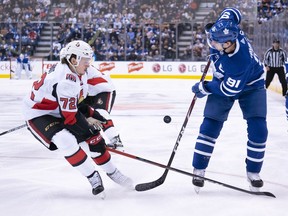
[205,32,265,97]
[17,57,29,64]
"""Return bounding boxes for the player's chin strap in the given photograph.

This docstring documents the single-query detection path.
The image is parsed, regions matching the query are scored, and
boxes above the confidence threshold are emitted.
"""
[67,59,82,76]
[222,43,234,53]
[222,39,238,54]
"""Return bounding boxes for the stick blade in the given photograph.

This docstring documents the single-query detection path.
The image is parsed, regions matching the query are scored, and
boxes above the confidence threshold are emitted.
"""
[135,176,165,191]
[253,191,276,198]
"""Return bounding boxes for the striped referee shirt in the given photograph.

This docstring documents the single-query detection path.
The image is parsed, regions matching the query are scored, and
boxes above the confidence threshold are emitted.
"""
[264,47,287,67]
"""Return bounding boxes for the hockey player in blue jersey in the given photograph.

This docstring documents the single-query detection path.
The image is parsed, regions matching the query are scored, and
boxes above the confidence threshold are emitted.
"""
[15,54,32,79]
[191,8,268,192]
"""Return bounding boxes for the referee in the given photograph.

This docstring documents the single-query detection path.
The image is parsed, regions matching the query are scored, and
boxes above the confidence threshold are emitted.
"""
[264,39,287,96]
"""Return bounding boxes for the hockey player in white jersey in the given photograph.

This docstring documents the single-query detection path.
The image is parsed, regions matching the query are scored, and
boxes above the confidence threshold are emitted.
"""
[191,8,268,192]
[15,54,32,79]
[60,47,123,149]
[22,40,133,196]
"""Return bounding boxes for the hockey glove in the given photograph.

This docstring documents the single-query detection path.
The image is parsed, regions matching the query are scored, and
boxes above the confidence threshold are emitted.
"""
[78,103,107,123]
[86,117,105,130]
[192,81,211,98]
[92,109,107,123]
[204,22,215,33]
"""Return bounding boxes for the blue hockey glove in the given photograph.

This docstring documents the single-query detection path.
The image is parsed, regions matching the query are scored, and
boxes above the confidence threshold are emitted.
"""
[192,81,211,98]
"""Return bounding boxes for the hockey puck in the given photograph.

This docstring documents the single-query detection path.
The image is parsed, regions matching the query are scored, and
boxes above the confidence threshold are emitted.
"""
[163,115,172,124]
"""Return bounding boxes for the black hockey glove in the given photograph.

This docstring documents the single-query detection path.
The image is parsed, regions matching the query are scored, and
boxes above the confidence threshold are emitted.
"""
[92,110,106,123]
[205,22,215,33]
[78,102,107,123]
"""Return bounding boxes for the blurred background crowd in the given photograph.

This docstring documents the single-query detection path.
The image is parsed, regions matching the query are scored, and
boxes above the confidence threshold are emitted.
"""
[0,0,287,61]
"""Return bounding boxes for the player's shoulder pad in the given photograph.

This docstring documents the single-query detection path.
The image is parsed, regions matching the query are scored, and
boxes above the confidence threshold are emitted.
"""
[217,7,242,25]
[87,65,102,79]
[56,64,78,83]
[57,79,81,97]
[54,64,81,96]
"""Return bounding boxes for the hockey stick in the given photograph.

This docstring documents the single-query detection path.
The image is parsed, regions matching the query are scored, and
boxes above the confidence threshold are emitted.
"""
[107,147,276,198]
[135,60,212,192]
[0,124,26,136]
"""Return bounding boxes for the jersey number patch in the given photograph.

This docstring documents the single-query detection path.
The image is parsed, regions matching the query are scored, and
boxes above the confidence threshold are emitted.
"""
[60,97,77,110]
[226,77,241,88]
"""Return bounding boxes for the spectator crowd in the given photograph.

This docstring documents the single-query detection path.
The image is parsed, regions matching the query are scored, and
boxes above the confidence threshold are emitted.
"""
[0,0,287,61]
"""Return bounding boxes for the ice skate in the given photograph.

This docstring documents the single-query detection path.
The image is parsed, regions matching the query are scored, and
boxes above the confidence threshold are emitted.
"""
[107,135,124,149]
[88,171,105,198]
[107,168,134,189]
[192,169,205,194]
[247,172,263,192]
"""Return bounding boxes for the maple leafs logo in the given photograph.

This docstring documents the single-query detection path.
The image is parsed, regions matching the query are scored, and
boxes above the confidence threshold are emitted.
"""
[223,28,229,35]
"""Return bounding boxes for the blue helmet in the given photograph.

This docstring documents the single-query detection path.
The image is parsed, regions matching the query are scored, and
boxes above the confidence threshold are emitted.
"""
[209,20,239,43]
[217,7,242,25]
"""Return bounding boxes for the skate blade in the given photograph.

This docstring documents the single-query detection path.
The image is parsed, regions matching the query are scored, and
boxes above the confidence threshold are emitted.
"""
[116,146,125,152]
[99,191,106,200]
[249,185,260,192]
[194,186,201,194]
[107,144,124,150]
[124,182,135,190]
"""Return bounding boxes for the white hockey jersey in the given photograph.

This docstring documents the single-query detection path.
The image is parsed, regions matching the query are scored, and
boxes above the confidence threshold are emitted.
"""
[22,63,88,125]
[86,65,115,96]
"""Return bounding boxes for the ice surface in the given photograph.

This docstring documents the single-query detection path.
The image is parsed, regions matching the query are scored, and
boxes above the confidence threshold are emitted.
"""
[0,79,287,216]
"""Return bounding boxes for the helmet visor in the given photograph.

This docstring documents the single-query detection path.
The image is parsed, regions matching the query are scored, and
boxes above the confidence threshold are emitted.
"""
[80,57,93,66]
[206,32,226,51]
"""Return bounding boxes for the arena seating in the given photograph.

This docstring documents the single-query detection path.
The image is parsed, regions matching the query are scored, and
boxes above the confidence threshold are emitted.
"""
[0,0,287,61]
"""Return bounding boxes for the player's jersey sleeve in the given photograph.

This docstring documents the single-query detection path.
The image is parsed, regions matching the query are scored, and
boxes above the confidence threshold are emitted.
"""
[86,66,115,96]
[22,70,60,121]
[206,67,247,97]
